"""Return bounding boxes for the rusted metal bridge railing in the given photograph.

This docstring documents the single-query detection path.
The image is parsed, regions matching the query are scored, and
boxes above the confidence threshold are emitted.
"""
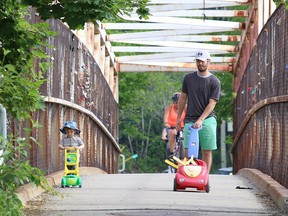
[232,5,288,189]
[9,10,120,175]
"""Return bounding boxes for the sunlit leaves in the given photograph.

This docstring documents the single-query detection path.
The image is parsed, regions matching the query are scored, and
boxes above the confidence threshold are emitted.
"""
[0,135,52,215]
[0,2,54,119]
[22,0,150,29]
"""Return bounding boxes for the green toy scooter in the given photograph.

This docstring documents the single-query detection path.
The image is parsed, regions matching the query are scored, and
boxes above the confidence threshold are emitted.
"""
[61,147,82,188]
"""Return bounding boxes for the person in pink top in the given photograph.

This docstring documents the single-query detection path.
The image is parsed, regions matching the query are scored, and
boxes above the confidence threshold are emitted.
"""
[163,92,187,159]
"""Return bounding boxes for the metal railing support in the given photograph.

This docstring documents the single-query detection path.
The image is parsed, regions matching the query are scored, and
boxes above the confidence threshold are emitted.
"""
[0,103,7,165]
[118,154,125,173]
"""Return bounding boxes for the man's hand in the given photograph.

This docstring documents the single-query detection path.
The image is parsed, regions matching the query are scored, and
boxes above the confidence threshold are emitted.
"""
[193,119,203,129]
[176,119,181,131]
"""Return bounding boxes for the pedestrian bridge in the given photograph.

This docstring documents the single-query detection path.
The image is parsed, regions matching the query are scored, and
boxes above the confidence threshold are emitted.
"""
[7,1,288,213]
[21,168,287,215]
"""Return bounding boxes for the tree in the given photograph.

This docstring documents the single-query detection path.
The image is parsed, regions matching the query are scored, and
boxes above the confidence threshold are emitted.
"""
[0,1,59,214]
[214,72,234,123]
[22,0,150,29]
[0,1,55,119]
[0,0,150,119]
[118,72,234,173]
[0,134,54,216]
[0,0,150,214]
[119,72,186,172]
[273,1,286,8]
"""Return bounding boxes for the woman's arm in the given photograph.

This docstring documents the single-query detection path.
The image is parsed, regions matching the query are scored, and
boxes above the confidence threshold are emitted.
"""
[163,104,172,127]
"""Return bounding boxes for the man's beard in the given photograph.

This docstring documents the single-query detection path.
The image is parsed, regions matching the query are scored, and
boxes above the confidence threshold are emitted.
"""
[198,66,207,73]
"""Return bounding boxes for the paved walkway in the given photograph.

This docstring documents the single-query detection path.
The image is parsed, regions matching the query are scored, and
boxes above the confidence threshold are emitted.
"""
[21,168,288,216]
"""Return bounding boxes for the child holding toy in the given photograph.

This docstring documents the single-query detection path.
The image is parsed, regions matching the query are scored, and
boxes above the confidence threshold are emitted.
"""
[59,121,84,170]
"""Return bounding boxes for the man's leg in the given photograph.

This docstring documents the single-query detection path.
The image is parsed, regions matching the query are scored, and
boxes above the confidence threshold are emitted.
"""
[202,150,212,173]
[199,117,217,174]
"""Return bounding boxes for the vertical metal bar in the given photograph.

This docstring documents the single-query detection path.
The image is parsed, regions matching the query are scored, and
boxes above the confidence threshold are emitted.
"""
[0,104,7,165]
[0,104,6,142]
[220,120,226,168]
[118,154,125,173]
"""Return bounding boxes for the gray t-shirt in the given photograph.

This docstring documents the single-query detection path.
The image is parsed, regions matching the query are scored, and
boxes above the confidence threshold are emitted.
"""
[182,72,221,122]
[60,136,84,148]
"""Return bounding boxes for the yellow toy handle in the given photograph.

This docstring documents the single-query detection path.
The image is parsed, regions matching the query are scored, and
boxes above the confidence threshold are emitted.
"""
[64,147,79,152]
[172,156,185,166]
[186,155,197,165]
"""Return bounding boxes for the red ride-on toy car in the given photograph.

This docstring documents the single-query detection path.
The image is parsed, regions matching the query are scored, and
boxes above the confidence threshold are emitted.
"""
[166,126,210,193]
[173,157,210,192]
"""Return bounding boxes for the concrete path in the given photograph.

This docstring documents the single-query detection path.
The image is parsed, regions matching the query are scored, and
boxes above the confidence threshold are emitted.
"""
[23,170,287,216]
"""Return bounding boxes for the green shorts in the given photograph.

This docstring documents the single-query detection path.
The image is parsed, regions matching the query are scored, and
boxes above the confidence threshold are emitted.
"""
[183,117,217,151]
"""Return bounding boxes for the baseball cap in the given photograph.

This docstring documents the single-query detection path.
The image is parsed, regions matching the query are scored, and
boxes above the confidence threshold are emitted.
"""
[195,50,211,61]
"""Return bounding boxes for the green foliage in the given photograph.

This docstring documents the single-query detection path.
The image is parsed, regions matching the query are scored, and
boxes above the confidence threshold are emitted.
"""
[0,134,53,215]
[119,72,186,173]
[119,72,234,173]
[214,72,234,123]
[0,1,56,120]
[22,0,150,29]
[273,0,288,7]
[0,1,57,214]
[225,135,233,145]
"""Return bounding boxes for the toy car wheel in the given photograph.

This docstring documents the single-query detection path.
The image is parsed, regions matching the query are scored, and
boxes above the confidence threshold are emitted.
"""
[77,177,82,187]
[173,178,178,191]
[61,178,67,188]
[205,181,210,193]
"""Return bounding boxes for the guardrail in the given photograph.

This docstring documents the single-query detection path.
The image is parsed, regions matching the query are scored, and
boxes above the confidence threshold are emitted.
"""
[232,5,288,189]
[8,10,120,175]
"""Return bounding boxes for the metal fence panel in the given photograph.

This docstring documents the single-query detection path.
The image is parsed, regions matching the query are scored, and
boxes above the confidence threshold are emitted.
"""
[232,5,288,188]
[8,10,120,175]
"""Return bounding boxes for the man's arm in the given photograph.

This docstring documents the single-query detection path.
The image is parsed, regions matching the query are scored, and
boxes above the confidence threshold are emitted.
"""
[176,92,187,130]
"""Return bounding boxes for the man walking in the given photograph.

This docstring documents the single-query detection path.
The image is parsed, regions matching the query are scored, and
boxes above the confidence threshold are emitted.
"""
[176,50,221,174]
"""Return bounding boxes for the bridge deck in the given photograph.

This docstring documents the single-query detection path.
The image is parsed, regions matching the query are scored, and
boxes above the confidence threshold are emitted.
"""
[23,170,286,215]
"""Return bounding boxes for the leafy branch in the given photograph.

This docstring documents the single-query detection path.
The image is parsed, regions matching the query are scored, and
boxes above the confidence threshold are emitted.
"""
[22,0,150,29]
[0,134,54,215]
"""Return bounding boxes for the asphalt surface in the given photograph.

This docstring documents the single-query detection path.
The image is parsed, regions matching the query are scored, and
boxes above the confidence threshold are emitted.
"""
[20,167,288,216]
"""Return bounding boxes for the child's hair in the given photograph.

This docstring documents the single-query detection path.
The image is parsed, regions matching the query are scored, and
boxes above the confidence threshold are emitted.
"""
[64,127,75,132]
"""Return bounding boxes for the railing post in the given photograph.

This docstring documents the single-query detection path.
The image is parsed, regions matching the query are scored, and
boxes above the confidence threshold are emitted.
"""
[0,103,7,165]
[118,154,125,173]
